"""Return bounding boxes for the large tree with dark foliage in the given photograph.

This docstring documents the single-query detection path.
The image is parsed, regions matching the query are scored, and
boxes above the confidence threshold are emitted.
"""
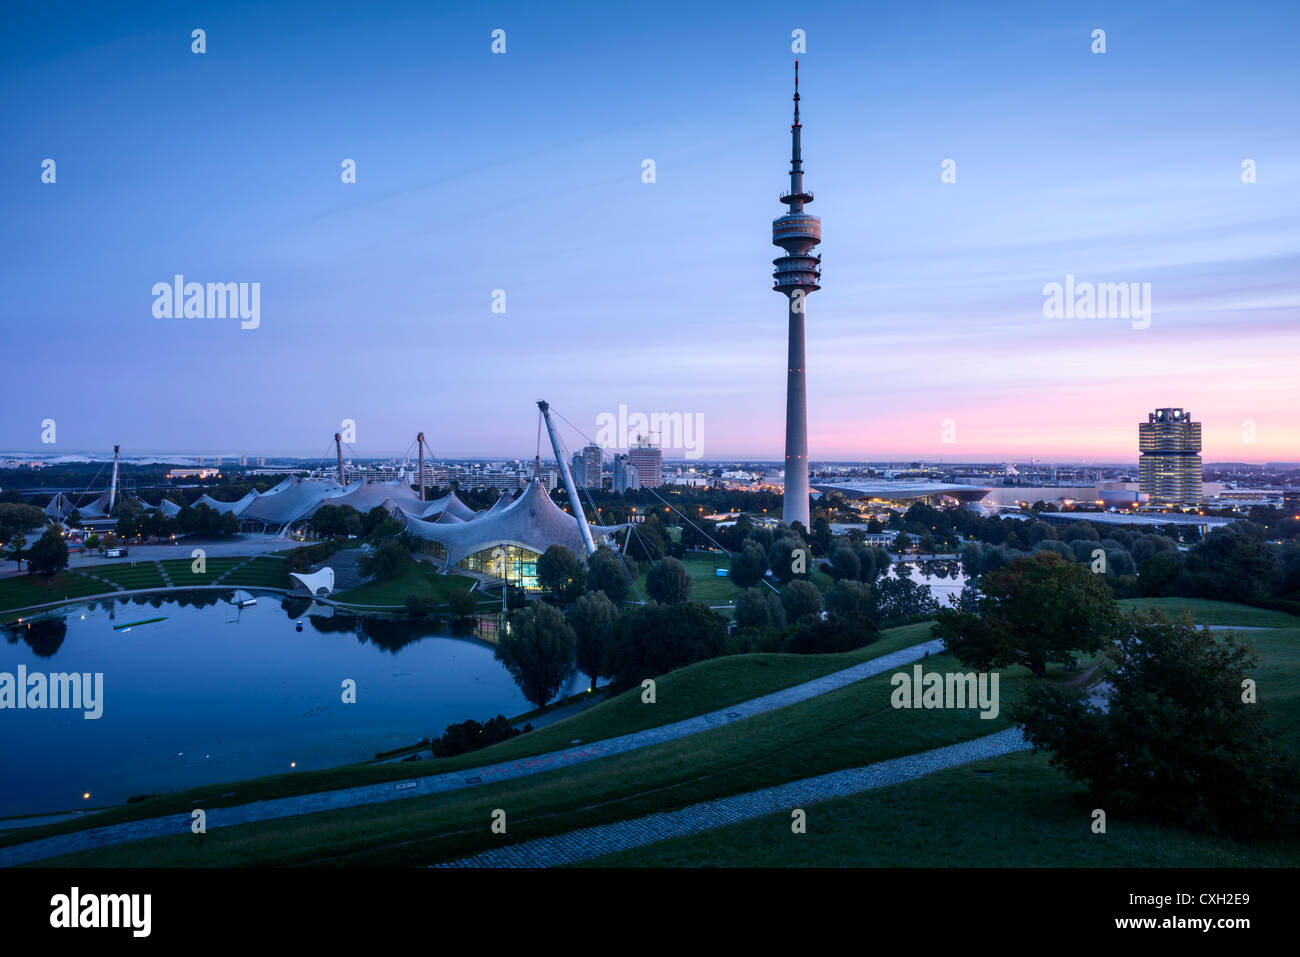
[0,503,46,544]
[27,525,69,576]
[536,545,585,603]
[568,590,619,690]
[1011,611,1299,839]
[603,601,727,692]
[496,602,577,709]
[932,551,1121,678]
[587,547,633,605]
[728,539,768,589]
[646,556,693,605]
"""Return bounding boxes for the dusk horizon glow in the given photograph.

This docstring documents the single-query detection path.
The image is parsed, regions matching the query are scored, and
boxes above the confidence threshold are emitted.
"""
[3,1,1296,462]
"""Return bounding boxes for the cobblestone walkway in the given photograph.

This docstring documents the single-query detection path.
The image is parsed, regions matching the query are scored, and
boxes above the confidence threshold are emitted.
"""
[435,727,1031,868]
[0,639,944,866]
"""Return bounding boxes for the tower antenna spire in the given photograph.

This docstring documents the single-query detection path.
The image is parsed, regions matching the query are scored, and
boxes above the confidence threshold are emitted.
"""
[793,58,800,126]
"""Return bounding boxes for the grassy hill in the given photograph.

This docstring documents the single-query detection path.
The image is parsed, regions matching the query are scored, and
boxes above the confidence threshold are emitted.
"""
[8,598,1297,867]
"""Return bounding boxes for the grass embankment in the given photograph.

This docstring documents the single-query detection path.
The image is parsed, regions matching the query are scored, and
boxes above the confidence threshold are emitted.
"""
[160,557,244,586]
[594,617,1300,868]
[21,638,1095,866]
[331,559,479,608]
[0,623,932,852]
[0,571,103,619]
[222,556,290,589]
[1,552,299,620]
[16,599,1298,868]
[77,561,166,590]
[586,747,1300,868]
[1117,596,1298,628]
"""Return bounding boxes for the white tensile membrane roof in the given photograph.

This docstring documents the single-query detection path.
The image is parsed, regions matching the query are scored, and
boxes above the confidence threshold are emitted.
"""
[238,476,345,525]
[398,479,623,570]
[196,489,261,515]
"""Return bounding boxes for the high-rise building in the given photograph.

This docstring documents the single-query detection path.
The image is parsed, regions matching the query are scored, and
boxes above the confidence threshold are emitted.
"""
[582,443,603,488]
[627,435,662,488]
[613,454,642,493]
[1139,407,1203,504]
[772,60,821,530]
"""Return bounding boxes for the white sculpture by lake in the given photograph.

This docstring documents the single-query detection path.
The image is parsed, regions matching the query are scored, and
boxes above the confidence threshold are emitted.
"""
[288,567,335,597]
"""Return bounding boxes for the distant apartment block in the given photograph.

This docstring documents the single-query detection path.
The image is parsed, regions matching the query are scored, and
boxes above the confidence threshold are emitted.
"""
[627,435,663,488]
[612,454,641,493]
[1139,407,1203,504]
[582,443,603,488]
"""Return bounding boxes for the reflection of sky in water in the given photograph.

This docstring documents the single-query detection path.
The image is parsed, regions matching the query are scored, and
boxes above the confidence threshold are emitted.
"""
[885,561,969,604]
[0,595,584,818]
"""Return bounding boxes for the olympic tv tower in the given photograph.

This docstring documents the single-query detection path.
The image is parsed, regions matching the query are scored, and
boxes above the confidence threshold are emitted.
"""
[772,60,821,529]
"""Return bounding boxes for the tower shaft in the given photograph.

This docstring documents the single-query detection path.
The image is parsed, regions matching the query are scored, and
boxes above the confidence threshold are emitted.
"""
[417,431,426,501]
[772,60,820,530]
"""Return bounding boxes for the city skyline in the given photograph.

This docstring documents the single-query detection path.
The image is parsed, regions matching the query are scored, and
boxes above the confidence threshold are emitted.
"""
[3,1,1297,462]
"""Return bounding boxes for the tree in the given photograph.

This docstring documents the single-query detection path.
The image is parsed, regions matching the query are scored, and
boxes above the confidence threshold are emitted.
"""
[568,590,619,690]
[431,715,523,758]
[1062,521,1099,542]
[829,544,860,581]
[824,579,872,619]
[873,576,940,622]
[359,539,407,579]
[536,545,586,603]
[932,551,1121,678]
[27,526,69,576]
[364,505,392,535]
[495,602,577,708]
[784,612,877,654]
[768,535,810,585]
[603,602,727,692]
[809,517,834,557]
[587,547,632,605]
[0,503,46,543]
[780,579,822,623]
[5,531,27,571]
[734,587,786,629]
[1010,611,1299,839]
[626,513,667,562]
[646,556,693,604]
[862,546,890,580]
[406,594,437,618]
[728,540,768,589]
[447,589,477,618]
[1031,539,1074,562]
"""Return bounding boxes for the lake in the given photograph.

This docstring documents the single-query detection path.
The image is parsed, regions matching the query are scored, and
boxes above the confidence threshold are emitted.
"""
[0,591,582,819]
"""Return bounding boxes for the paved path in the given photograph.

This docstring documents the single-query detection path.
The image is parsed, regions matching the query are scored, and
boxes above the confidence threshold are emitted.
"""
[0,639,944,866]
[435,727,1031,868]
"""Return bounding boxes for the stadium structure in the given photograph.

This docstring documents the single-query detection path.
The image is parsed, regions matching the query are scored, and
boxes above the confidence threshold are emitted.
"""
[40,404,631,592]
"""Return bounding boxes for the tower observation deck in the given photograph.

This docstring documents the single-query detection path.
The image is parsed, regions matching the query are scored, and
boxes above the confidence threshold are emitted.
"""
[772,60,821,530]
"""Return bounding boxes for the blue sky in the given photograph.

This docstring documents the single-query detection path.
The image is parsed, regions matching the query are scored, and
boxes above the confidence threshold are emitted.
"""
[2,0,1297,462]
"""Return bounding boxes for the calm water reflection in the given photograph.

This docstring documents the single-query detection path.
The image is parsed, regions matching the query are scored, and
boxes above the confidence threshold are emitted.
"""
[0,592,581,818]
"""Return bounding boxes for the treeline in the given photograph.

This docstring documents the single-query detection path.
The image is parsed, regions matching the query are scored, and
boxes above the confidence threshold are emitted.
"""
[952,520,1300,613]
[494,525,934,712]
